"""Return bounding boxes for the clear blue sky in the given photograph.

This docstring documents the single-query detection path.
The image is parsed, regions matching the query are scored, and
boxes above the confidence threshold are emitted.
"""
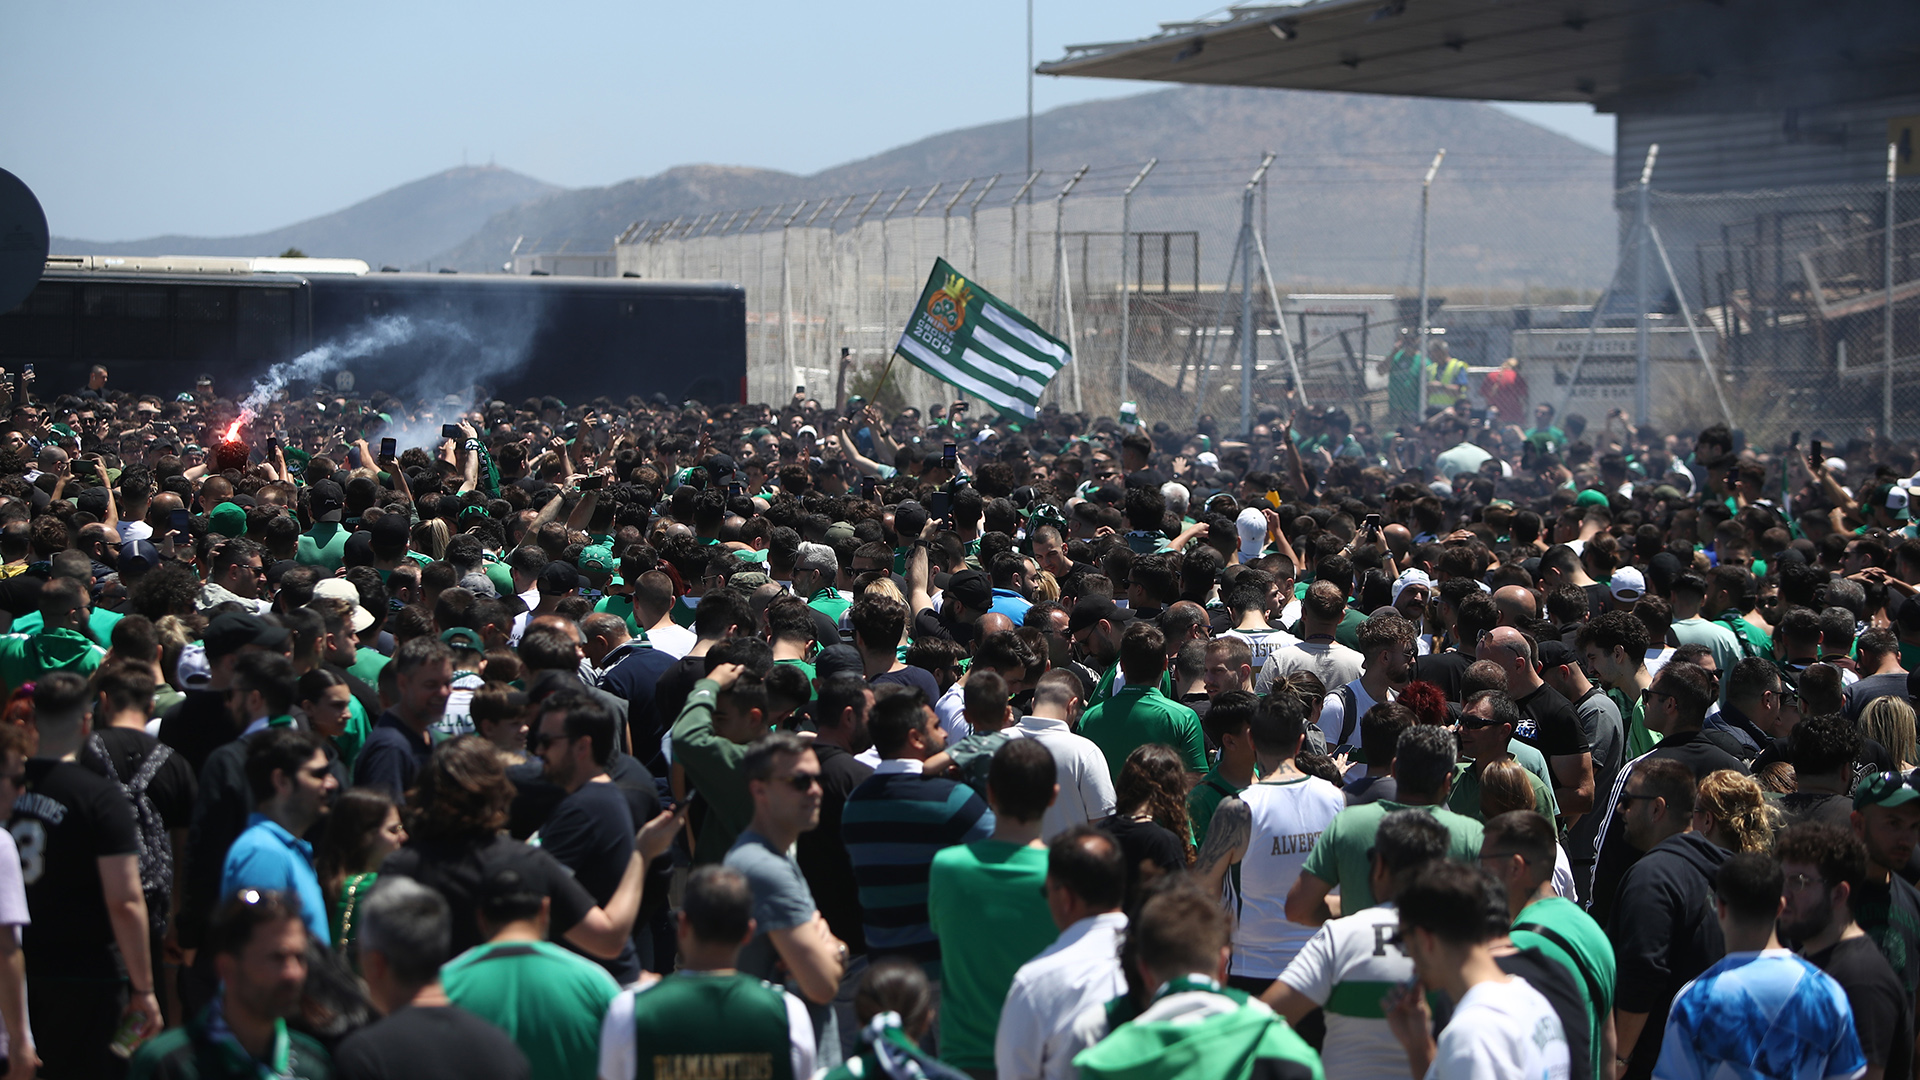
[1,1,1614,241]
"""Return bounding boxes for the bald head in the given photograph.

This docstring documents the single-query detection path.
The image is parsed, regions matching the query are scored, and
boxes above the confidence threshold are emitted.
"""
[750,582,786,621]
[1492,585,1538,626]
[974,613,1015,641]
[1382,523,1413,560]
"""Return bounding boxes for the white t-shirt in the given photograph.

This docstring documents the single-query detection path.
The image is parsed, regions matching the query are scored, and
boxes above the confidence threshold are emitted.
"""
[1280,902,1414,1080]
[1222,626,1303,678]
[1231,774,1347,978]
[933,681,975,743]
[1260,640,1367,696]
[644,622,697,660]
[1009,715,1116,840]
[1429,977,1570,1080]
[0,828,29,1061]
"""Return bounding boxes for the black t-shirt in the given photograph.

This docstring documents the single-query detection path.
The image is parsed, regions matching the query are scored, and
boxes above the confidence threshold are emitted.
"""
[1808,934,1913,1079]
[798,742,874,955]
[1510,683,1590,758]
[88,727,197,830]
[1413,649,1471,703]
[381,835,597,957]
[11,758,140,978]
[870,664,942,703]
[651,655,707,748]
[1582,583,1612,620]
[1098,816,1186,904]
[1775,791,1854,831]
[536,780,639,983]
[331,1004,531,1080]
[157,688,240,779]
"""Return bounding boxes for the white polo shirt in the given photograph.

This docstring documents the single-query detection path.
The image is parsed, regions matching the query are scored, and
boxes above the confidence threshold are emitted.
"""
[1008,714,1116,840]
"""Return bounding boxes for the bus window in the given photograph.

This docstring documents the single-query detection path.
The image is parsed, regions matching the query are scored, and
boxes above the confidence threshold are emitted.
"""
[237,288,293,363]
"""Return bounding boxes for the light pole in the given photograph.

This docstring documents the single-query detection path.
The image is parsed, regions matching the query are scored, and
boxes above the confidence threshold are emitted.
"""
[1416,149,1446,421]
[1119,158,1157,414]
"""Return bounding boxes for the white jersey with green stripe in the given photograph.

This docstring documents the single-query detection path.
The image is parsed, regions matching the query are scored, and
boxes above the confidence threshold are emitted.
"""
[1277,901,1416,1080]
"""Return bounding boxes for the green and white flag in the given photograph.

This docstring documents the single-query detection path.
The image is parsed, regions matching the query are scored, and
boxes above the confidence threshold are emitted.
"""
[894,258,1070,418]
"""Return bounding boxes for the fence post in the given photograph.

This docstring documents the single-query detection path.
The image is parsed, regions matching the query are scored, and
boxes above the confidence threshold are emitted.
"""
[848,192,884,370]
[1888,141,1899,439]
[1054,166,1090,412]
[878,187,913,393]
[1119,158,1157,420]
[1240,154,1275,436]
[968,174,1001,277]
[942,179,974,264]
[1634,144,1659,427]
[1008,172,1042,312]
[781,201,809,394]
[1416,149,1446,421]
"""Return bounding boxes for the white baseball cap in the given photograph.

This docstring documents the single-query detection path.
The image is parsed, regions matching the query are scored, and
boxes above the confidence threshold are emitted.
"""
[1392,568,1434,604]
[1609,566,1647,602]
[1235,507,1268,560]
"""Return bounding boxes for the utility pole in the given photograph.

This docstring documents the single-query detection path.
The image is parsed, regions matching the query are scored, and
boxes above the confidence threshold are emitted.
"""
[1054,165,1089,412]
[1888,141,1899,438]
[1240,153,1275,436]
[1635,143,1659,428]
[1416,149,1446,421]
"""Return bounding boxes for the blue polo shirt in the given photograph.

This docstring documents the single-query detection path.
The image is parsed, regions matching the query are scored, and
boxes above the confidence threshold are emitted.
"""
[353,711,434,805]
[219,814,330,946]
[987,587,1033,623]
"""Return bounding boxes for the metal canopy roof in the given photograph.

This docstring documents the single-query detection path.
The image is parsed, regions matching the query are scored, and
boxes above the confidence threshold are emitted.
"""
[1037,0,1920,114]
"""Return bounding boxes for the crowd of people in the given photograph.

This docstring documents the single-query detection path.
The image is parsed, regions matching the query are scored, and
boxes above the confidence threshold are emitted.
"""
[0,356,1914,1080]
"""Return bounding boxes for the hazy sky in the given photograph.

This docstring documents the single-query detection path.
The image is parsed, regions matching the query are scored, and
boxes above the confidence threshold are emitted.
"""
[2,2,1614,241]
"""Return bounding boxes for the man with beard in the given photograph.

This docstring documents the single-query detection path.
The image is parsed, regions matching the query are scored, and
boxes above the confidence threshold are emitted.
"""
[795,673,874,965]
[1849,771,1920,1000]
[1778,822,1911,1080]
[528,692,641,984]
[1319,615,1418,753]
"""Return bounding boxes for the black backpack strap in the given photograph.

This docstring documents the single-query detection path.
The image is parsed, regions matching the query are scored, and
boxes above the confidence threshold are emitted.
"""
[1335,684,1359,746]
[1513,920,1605,1011]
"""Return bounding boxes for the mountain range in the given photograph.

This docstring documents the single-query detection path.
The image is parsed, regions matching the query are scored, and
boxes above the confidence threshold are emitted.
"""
[54,85,1616,288]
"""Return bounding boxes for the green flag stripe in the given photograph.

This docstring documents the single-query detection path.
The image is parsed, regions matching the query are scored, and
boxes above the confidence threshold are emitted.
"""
[960,347,1049,396]
[980,301,1068,360]
[896,337,1040,414]
[971,325,1063,379]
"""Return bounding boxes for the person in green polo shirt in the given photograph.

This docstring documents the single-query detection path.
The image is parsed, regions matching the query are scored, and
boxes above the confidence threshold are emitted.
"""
[0,577,105,694]
[442,851,629,1080]
[598,865,816,1080]
[1482,810,1615,1080]
[928,739,1060,1073]
[1079,621,1206,779]
[1290,725,1482,922]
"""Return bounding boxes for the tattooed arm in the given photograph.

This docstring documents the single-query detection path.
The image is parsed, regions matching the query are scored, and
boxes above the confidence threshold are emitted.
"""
[1194,795,1252,900]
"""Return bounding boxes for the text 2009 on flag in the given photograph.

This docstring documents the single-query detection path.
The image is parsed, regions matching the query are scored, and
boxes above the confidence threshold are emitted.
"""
[893,258,1071,419]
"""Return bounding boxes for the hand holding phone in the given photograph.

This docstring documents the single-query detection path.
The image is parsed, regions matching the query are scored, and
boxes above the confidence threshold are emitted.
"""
[1809,439,1824,472]
[380,437,396,459]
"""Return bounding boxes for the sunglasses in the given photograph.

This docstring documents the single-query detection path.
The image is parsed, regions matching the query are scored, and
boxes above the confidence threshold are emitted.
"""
[1457,715,1503,730]
[777,772,823,793]
[1617,791,1656,808]
[529,731,571,752]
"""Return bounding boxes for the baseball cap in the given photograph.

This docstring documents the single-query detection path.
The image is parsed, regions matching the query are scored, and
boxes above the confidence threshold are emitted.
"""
[824,522,857,546]
[1609,567,1647,602]
[1855,770,1920,811]
[312,578,375,633]
[945,569,992,612]
[726,571,771,595]
[1392,568,1434,604]
[1235,508,1268,561]
[1574,488,1611,509]
[119,539,160,572]
[577,545,616,575]
[309,480,345,522]
[1195,451,1220,469]
[456,572,500,599]
[1536,640,1579,670]
[201,612,290,659]
[1068,596,1122,636]
[538,560,582,595]
[702,454,736,481]
[813,643,864,680]
[207,502,247,538]
[440,627,485,652]
[1871,482,1910,520]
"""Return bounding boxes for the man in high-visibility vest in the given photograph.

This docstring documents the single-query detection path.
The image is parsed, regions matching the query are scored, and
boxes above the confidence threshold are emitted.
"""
[1426,340,1472,412]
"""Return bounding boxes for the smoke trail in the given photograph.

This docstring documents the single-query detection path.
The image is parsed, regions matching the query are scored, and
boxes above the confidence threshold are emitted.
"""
[228,315,451,435]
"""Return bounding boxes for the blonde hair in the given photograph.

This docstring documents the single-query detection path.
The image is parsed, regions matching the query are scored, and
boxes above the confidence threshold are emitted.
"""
[1861,697,1918,770]
[1479,759,1537,820]
[1694,769,1777,853]
[1030,569,1060,603]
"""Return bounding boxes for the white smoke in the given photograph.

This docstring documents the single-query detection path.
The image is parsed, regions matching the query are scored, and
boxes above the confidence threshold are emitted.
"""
[235,315,449,424]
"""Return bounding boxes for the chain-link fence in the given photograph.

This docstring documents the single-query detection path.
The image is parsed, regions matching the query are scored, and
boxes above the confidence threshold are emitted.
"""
[614,152,1918,445]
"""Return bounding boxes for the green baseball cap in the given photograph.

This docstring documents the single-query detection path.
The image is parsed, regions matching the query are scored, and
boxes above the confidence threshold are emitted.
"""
[207,502,247,538]
[578,544,616,574]
[1574,488,1610,509]
[439,627,484,652]
[1855,770,1920,811]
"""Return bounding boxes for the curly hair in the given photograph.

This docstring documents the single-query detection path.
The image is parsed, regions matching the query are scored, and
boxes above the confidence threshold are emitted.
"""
[1694,769,1777,853]
[407,735,515,843]
[1113,744,1195,865]
[1396,680,1451,727]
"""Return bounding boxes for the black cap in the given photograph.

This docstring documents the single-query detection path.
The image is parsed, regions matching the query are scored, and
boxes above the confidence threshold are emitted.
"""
[538,560,581,596]
[309,480,345,522]
[1069,596,1122,635]
[814,644,864,680]
[1537,640,1578,670]
[945,569,992,612]
[202,612,290,659]
[702,454,735,480]
[477,846,550,910]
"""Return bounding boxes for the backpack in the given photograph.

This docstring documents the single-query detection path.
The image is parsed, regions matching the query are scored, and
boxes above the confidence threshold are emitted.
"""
[86,733,174,934]
[1330,684,1360,749]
